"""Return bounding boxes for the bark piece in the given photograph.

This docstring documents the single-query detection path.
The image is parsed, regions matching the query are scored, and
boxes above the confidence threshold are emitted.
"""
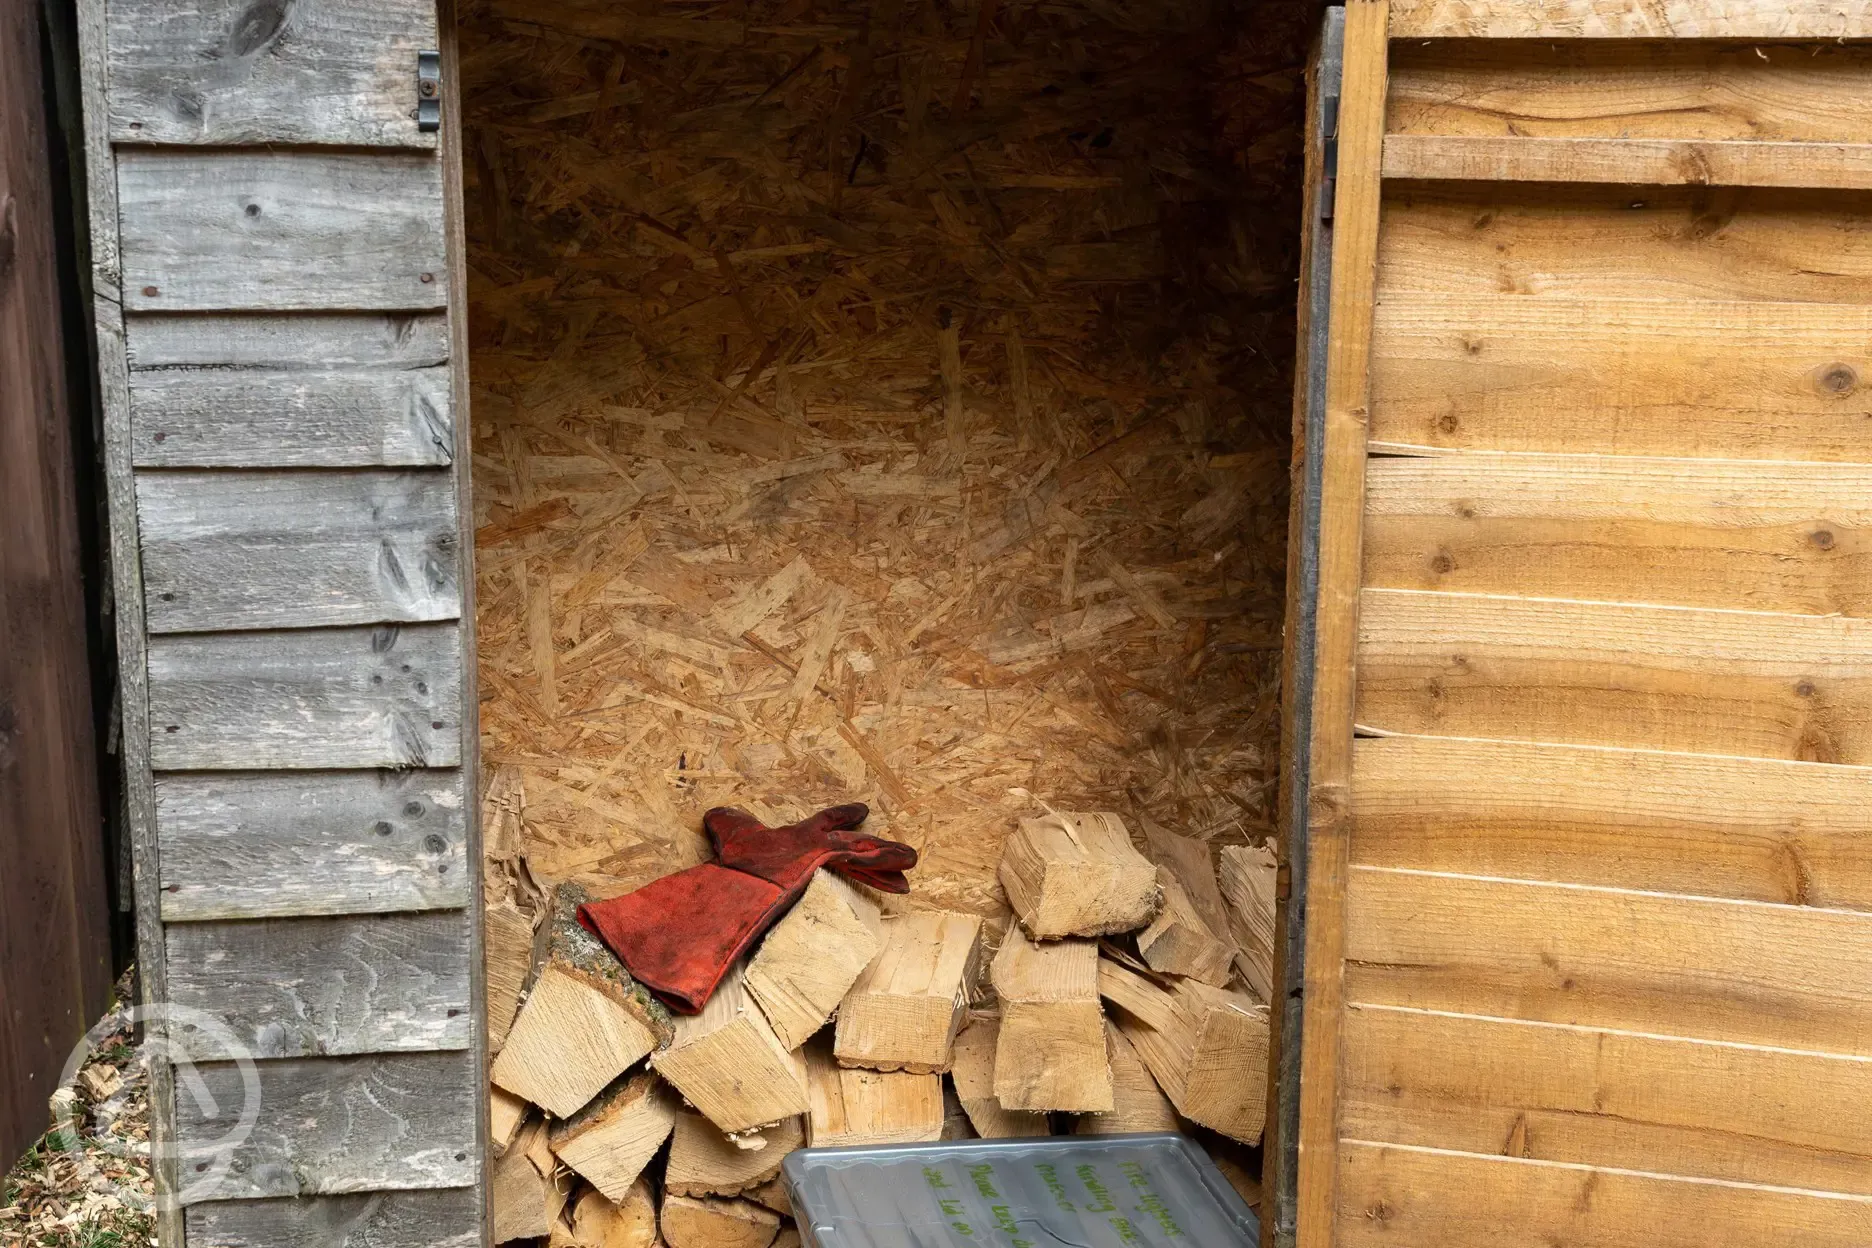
[990,928,1113,1112]
[550,1182,658,1248]
[492,1116,567,1243]
[1076,1021,1179,1136]
[492,884,671,1118]
[1098,958,1270,1144]
[659,1194,780,1248]
[666,1108,803,1198]
[805,1038,944,1147]
[653,964,810,1134]
[550,1072,678,1203]
[950,1017,1049,1139]
[834,909,982,1073]
[1219,842,1278,1003]
[745,870,883,1050]
[1137,867,1236,987]
[998,811,1160,939]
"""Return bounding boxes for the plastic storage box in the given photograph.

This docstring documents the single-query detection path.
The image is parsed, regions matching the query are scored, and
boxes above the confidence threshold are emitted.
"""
[780,1132,1260,1247]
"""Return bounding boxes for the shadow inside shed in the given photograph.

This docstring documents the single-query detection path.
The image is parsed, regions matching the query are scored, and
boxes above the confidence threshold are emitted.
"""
[458,0,1313,1222]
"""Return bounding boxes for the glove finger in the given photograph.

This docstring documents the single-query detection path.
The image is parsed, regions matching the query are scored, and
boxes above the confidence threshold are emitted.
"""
[703,806,766,849]
[834,865,911,894]
[792,802,870,838]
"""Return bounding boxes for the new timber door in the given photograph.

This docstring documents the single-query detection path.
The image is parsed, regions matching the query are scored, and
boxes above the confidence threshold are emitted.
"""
[1293,2,1872,1244]
[77,1,482,1243]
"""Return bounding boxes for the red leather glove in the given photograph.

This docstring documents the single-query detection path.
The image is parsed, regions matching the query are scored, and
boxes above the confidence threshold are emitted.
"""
[578,803,917,1014]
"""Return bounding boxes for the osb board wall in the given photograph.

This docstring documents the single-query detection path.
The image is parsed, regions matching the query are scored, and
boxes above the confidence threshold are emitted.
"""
[460,0,1314,921]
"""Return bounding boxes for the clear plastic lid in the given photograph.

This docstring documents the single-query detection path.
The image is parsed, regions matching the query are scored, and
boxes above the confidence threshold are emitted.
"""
[781,1132,1260,1247]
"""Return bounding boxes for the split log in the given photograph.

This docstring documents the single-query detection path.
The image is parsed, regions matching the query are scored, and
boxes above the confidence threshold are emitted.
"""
[492,884,671,1118]
[653,964,810,1134]
[949,1016,1048,1139]
[805,1038,944,1147]
[485,898,539,1051]
[666,1108,803,1198]
[1137,867,1235,987]
[744,870,882,1050]
[1097,958,1270,1144]
[490,1082,528,1157]
[746,1178,792,1219]
[773,1230,801,1248]
[1076,1021,1179,1136]
[989,928,1112,1113]
[1219,842,1278,1003]
[998,811,1159,939]
[492,1115,567,1244]
[834,909,982,1073]
[550,1072,678,1203]
[550,1182,658,1248]
[659,1194,780,1248]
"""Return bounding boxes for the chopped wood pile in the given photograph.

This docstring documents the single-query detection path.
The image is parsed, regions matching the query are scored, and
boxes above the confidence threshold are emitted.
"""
[486,797,1274,1245]
[458,0,1313,1238]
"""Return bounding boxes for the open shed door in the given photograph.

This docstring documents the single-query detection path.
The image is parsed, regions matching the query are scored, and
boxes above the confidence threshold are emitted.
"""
[1292,2,1872,1244]
[75,1,481,1242]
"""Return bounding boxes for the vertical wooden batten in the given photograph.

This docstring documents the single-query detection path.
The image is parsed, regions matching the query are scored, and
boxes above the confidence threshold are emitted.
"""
[1294,2,1387,1244]
[78,0,482,1240]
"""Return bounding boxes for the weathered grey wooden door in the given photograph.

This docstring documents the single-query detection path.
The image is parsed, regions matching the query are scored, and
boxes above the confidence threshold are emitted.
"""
[75,1,483,1243]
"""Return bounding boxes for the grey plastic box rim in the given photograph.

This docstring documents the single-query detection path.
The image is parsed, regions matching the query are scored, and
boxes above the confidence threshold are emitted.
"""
[781,1131,1260,1247]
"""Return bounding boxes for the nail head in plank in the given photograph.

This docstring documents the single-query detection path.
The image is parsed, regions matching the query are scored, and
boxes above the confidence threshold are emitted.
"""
[185,1187,479,1248]
[147,623,463,770]
[138,470,462,632]
[175,1052,478,1204]
[156,769,468,920]
[108,0,439,148]
[165,911,471,1059]
[117,151,446,312]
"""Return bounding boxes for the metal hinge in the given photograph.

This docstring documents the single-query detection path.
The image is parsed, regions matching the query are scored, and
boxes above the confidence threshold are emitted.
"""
[418,50,442,132]
[1320,89,1341,222]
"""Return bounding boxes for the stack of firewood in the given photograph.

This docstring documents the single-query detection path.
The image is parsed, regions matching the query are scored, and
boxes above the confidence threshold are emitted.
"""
[485,809,1276,1247]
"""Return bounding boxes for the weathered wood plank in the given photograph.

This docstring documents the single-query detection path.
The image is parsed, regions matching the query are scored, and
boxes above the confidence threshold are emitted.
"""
[1378,186,1872,306]
[126,312,451,371]
[1389,41,1872,144]
[138,470,461,632]
[1344,866,1872,1055]
[1370,294,1872,460]
[1343,1004,1872,1196]
[166,912,471,1060]
[1385,135,1872,190]
[147,624,462,770]
[1388,0,1872,39]
[131,367,452,469]
[108,0,438,148]
[186,1188,479,1248]
[1352,735,1872,909]
[1297,3,1390,1243]
[117,151,446,312]
[1363,454,1872,615]
[1357,589,1872,763]
[1337,1141,1872,1247]
[156,769,467,920]
[176,1052,477,1204]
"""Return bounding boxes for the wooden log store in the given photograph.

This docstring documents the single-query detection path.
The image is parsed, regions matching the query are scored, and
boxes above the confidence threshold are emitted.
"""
[68,0,1872,1245]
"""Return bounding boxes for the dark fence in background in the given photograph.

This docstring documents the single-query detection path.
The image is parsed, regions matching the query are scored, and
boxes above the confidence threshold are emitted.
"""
[0,0,118,1176]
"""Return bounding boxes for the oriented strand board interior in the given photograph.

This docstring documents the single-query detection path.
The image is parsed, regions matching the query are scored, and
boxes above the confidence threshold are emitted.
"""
[1316,23,1872,1244]
[456,0,1313,919]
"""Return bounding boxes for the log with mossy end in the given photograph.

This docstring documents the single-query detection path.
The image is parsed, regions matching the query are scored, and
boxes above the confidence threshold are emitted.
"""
[492,884,672,1119]
[998,811,1160,939]
[550,1071,679,1204]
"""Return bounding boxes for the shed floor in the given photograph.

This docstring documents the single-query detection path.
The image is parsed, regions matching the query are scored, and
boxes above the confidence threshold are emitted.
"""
[458,0,1310,922]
